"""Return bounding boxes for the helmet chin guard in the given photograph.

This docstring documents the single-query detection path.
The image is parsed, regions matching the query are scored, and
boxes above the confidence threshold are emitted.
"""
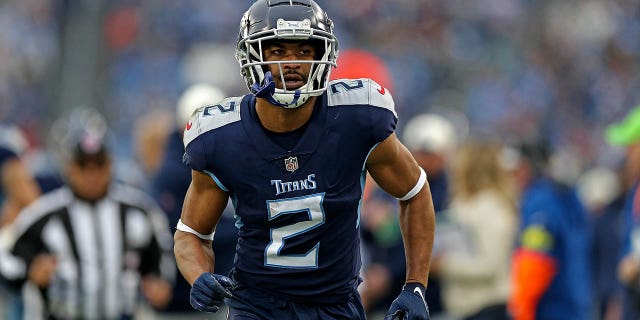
[251,71,307,108]
[236,0,339,109]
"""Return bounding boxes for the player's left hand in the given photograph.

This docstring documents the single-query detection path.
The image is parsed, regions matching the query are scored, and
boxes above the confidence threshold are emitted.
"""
[190,272,236,313]
[384,282,430,320]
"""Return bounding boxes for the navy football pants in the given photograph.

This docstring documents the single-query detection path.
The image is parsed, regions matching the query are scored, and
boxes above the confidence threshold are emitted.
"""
[225,284,366,320]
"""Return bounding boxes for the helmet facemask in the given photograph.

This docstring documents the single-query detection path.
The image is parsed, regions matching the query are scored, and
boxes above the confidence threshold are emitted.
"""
[237,17,338,108]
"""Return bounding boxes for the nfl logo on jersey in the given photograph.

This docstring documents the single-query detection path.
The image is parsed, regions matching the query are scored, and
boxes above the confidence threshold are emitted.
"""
[284,156,299,172]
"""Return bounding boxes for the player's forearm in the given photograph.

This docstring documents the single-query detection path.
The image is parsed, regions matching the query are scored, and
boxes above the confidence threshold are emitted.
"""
[399,187,435,286]
[174,231,215,285]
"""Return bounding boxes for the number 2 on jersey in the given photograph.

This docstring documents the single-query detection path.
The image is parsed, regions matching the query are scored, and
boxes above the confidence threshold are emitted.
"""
[265,193,325,268]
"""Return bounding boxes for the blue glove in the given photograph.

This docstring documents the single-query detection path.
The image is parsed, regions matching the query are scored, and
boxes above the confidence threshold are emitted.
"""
[384,282,430,320]
[190,272,235,313]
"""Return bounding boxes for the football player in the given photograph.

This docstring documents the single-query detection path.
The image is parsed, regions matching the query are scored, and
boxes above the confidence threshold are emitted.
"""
[173,1,435,319]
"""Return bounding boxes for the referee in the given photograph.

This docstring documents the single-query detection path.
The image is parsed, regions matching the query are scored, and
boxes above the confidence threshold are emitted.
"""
[0,109,175,319]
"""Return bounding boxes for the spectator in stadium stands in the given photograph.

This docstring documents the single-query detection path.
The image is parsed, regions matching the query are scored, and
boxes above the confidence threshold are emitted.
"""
[358,184,407,317]
[576,166,625,320]
[0,109,175,319]
[0,125,41,227]
[152,83,238,319]
[132,110,174,185]
[0,125,41,320]
[606,106,640,320]
[402,113,456,214]
[507,135,591,320]
[401,112,458,316]
[430,139,517,320]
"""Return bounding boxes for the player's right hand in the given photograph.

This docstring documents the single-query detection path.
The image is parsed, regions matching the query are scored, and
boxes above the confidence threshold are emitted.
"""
[190,272,235,313]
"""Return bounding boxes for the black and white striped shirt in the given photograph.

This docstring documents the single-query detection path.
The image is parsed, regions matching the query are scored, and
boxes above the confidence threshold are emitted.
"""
[1,184,174,319]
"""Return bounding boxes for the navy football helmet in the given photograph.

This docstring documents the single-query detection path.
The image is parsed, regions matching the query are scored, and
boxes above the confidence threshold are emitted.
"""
[236,0,339,108]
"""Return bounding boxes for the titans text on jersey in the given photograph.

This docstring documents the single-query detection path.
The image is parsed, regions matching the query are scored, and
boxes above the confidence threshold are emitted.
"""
[271,174,317,196]
[183,78,396,303]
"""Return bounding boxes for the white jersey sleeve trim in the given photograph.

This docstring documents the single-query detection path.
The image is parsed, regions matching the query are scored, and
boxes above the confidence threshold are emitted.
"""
[176,219,215,241]
[397,168,427,201]
[326,78,397,118]
[183,96,243,147]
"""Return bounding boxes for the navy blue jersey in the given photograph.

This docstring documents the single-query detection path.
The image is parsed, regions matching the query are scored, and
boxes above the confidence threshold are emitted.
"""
[183,78,397,303]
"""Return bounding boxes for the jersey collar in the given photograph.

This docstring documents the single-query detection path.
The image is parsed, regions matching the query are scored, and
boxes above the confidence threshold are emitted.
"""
[241,94,327,161]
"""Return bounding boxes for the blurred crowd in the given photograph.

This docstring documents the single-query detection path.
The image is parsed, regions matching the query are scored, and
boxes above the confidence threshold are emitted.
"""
[0,0,638,170]
[1,0,640,319]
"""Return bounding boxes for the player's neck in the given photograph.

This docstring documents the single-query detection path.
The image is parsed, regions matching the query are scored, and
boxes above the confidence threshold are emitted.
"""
[255,97,316,133]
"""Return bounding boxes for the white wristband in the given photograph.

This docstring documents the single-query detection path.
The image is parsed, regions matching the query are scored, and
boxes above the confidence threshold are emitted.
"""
[397,168,427,201]
[176,219,215,241]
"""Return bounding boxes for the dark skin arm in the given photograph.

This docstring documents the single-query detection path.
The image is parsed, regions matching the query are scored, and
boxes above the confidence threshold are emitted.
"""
[365,133,436,286]
[174,170,229,285]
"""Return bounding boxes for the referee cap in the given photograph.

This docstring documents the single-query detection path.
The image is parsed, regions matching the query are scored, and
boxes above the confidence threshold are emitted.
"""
[51,108,109,162]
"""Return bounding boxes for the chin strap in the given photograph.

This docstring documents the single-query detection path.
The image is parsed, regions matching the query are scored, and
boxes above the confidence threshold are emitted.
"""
[251,71,302,108]
[252,71,276,99]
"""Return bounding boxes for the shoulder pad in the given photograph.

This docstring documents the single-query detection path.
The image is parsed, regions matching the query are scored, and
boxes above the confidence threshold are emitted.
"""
[326,78,396,117]
[183,96,243,147]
